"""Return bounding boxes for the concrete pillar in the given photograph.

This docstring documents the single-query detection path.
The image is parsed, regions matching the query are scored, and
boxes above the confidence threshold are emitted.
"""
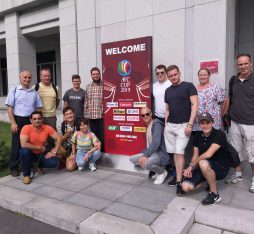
[5,12,36,88]
[59,0,78,95]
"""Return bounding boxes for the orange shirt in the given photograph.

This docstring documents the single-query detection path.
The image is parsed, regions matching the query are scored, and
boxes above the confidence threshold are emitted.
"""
[20,124,56,154]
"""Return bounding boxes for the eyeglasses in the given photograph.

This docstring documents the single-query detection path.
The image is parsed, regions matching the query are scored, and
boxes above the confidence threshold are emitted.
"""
[141,112,150,118]
[156,71,165,75]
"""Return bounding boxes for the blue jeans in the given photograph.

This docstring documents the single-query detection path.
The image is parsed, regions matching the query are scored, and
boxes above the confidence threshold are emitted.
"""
[76,149,101,167]
[20,148,58,176]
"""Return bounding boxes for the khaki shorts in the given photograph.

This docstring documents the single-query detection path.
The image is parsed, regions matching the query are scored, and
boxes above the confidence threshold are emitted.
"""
[164,122,190,155]
[228,120,254,163]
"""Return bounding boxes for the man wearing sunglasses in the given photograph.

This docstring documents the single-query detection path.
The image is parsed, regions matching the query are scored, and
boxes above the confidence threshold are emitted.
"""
[152,64,171,123]
[129,107,169,184]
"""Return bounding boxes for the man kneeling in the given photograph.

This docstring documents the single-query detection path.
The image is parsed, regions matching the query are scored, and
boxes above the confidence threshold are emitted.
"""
[181,112,230,205]
[129,107,169,184]
[20,111,61,184]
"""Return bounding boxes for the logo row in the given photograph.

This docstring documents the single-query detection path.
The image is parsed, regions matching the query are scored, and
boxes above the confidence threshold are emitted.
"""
[106,102,147,108]
[108,125,146,133]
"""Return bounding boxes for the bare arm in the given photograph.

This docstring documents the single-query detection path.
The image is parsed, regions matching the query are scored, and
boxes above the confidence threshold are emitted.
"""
[7,106,18,133]
[221,96,230,115]
[63,101,68,109]
[185,95,198,136]
[20,135,44,152]
[165,103,169,125]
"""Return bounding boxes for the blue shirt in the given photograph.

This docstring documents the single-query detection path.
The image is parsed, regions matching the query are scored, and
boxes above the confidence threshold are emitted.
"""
[5,84,42,117]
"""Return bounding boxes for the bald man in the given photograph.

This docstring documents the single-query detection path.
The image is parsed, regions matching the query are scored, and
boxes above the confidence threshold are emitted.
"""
[129,107,170,184]
[5,70,42,177]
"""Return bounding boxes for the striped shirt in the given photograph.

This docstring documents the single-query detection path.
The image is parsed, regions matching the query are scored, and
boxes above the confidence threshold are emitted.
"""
[84,81,103,119]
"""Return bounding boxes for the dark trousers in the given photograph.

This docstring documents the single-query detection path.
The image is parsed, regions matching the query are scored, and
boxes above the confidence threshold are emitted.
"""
[10,116,30,171]
[89,118,104,152]
[20,148,58,176]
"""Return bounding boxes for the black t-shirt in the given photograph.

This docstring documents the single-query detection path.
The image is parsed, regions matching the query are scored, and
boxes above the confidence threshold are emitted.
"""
[229,74,254,125]
[193,128,230,167]
[164,81,197,123]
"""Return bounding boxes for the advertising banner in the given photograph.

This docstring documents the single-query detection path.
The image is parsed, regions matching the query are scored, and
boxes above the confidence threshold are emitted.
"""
[102,36,152,155]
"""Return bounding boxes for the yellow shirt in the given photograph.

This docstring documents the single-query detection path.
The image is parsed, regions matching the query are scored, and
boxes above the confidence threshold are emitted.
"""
[33,83,60,117]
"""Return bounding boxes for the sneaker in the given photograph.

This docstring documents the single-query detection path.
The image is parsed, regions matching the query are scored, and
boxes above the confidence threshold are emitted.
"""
[249,182,254,193]
[78,166,84,171]
[37,168,45,174]
[89,163,96,171]
[225,174,243,184]
[11,170,19,177]
[201,192,222,205]
[23,176,31,185]
[154,170,168,185]
[176,182,184,196]
[148,170,156,178]
[168,176,176,186]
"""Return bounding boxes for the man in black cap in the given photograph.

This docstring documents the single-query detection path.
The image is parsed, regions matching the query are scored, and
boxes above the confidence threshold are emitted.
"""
[181,111,230,205]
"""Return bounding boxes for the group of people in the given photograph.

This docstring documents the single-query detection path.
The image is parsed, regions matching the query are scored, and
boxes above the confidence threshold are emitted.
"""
[5,67,103,184]
[130,53,254,205]
[4,53,254,205]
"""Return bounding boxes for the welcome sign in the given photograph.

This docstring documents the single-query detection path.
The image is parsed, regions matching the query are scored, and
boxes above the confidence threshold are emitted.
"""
[102,36,152,155]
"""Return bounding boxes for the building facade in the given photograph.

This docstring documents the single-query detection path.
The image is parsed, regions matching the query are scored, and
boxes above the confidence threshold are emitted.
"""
[0,0,251,123]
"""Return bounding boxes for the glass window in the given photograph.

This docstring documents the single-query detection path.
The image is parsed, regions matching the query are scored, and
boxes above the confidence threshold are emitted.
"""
[0,58,8,97]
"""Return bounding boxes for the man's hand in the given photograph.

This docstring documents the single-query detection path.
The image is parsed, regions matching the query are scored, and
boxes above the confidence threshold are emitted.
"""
[183,166,193,178]
[138,156,147,168]
[11,122,18,133]
[222,114,231,133]
[184,126,192,136]
[45,151,56,159]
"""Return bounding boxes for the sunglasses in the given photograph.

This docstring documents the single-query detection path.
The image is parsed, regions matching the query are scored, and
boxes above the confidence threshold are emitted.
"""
[141,112,150,118]
[156,71,165,75]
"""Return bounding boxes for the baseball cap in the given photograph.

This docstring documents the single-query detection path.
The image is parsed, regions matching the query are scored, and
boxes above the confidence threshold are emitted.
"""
[198,112,214,123]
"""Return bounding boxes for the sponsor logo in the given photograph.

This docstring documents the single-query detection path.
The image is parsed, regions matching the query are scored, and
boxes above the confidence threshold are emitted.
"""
[127,116,139,122]
[105,44,146,55]
[133,102,146,107]
[134,127,146,132]
[120,126,132,132]
[113,116,125,121]
[118,60,131,76]
[113,109,125,114]
[119,102,132,107]
[108,125,119,131]
[106,102,118,107]
[126,109,139,115]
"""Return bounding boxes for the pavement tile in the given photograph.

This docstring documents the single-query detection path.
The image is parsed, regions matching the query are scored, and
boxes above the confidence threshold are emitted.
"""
[195,203,254,234]
[32,185,75,200]
[103,202,159,225]
[140,178,175,193]
[0,186,39,212]
[223,231,237,234]
[118,187,174,212]
[188,223,222,234]
[107,173,146,185]
[80,180,135,201]
[4,179,43,192]
[230,188,254,211]
[52,173,101,192]
[79,212,153,234]
[0,175,17,184]
[20,196,95,233]
[33,172,71,185]
[151,197,199,234]
[79,170,115,179]
[64,193,113,210]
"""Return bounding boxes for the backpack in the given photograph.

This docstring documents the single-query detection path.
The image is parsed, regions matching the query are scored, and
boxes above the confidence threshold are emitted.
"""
[227,141,240,168]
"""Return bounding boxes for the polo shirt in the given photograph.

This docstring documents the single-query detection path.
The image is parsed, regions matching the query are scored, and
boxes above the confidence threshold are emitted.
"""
[229,73,254,125]
[20,124,56,154]
[193,128,230,167]
[5,85,42,117]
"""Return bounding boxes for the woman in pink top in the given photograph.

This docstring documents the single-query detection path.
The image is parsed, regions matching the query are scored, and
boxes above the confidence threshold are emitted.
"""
[193,68,226,131]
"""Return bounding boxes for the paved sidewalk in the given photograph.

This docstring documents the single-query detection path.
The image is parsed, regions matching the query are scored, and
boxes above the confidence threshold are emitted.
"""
[0,164,253,234]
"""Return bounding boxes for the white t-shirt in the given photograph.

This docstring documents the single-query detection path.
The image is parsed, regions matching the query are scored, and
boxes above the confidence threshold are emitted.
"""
[153,80,171,118]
